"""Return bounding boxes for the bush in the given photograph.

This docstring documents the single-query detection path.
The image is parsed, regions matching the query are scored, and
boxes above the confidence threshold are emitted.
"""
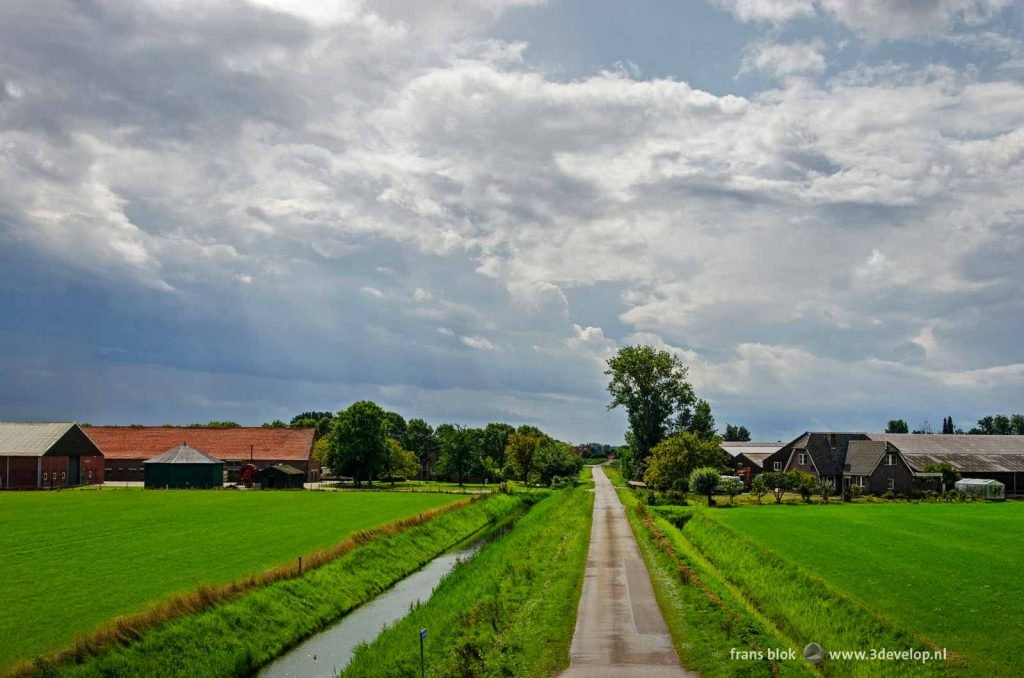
[881,490,896,501]
[760,471,791,504]
[549,475,573,490]
[750,475,768,504]
[689,467,721,507]
[789,470,816,503]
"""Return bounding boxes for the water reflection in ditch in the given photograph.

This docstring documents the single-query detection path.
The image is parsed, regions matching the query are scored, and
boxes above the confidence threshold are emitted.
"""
[257,518,516,678]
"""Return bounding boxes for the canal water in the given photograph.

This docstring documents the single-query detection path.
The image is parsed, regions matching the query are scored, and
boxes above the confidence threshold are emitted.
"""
[257,520,514,678]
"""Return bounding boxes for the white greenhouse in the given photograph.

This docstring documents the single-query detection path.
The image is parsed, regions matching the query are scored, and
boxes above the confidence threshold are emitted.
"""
[954,478,1005,500]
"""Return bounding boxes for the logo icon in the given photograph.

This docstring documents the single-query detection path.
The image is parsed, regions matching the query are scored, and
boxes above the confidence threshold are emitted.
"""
[803,642,824,664]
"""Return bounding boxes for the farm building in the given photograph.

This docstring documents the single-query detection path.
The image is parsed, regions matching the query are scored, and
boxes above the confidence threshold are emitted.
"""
[84,426,319,483]
[254,463,305,489]
[0,422,105,489]
[144,444,224,489]
[759,432,1024,496]
[866,433,1024,495]
[721,441,783,487]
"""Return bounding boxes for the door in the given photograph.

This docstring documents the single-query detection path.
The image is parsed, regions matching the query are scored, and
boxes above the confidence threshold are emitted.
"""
[68,456,81,485]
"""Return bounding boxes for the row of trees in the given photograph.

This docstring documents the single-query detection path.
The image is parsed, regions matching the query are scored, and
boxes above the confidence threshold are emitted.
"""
[319,401,582,487]
[886,414,1024,435]
[605,345,750,484]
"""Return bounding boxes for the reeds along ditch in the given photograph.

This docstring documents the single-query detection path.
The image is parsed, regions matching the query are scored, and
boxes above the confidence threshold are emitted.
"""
[6,494,507,678]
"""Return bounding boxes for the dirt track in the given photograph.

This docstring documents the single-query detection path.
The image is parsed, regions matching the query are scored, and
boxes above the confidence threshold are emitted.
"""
[561,466,695,677]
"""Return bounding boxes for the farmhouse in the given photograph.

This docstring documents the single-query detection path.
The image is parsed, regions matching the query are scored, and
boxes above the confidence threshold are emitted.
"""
[759,431,1024,495]
[144,444,224,489]
[0,422,105,489]
[84,426,319,483]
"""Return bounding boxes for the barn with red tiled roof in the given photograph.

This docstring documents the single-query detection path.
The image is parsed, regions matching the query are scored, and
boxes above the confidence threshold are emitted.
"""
[83,426,318,483]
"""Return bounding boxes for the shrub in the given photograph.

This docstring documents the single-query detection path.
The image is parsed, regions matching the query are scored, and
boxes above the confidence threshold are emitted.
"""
[721,477,743,505]
[817,479,835,504]
[788,470,816,503]
[881,490,896,501]
[689,467,721,507]
[759,471,791,504]
[749,475,768,504]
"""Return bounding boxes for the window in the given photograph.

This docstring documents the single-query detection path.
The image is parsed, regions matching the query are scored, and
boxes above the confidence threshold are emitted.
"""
[798,453,807,465]
[88,470,93,479]
[887,478,895,490]
[856,476,865,488]
[885,453,896,466]
[773,461,782,471]
[43,472,48,481]
[61,471,66,480]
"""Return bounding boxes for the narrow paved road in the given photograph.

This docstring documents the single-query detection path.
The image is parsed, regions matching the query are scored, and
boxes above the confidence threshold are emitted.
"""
[561,466,695,677]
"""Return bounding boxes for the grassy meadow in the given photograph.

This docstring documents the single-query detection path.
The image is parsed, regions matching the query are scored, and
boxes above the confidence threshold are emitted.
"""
[711,502,1024,676]
[46,493,528,678]
[0,489,461,670]
[343,487,594,677]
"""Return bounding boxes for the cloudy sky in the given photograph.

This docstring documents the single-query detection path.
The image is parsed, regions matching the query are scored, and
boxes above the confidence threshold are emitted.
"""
[2,0,1023,443]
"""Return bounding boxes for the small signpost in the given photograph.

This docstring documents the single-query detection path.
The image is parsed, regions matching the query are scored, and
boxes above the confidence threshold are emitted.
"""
[420,628,427,678]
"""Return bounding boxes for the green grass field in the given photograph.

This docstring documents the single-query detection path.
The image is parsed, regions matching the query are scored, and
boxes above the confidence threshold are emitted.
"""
[710,502,1024,676]
[0,489,461,670]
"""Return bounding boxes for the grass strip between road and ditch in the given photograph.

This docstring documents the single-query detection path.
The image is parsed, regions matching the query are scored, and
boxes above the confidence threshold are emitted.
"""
[636,498,966,678]
[620,489,817,678]
[341,486,594,677]
[14,492,532,678]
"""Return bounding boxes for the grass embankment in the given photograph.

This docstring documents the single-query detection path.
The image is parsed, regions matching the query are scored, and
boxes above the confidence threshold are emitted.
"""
[604,465,626,487]
[0,490,460,671]
[13,493,527,678]
[342,487,594,677]
[714,503,1024,676]
[618,490,816,678]
[634,498,961,677]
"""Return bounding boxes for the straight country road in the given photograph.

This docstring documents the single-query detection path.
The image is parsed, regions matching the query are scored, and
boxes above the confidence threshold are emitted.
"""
[561,466,695,677]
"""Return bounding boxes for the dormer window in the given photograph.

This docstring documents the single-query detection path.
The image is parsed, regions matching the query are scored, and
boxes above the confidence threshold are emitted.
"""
[885,453,896,466]
[798,453,807,465]
[774,461,782,471]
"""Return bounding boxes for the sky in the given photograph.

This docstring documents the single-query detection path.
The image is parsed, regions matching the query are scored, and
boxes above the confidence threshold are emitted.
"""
[1,0,1024,444]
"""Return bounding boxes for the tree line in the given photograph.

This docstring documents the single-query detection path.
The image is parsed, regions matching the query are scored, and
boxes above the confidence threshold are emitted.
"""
[283,402,582,487]
[886,414,1024,435]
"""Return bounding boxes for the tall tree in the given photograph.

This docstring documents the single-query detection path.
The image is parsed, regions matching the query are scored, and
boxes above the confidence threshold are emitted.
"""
[326,401,387,487]
[506,431,544,484]
[885,419,909,433]
[722,424,752,442]
[687,399,717,439]
[605,345,696,477]
[481,422,515,468]
[382,411,408,448]
[405,418,436,478]
[436,424,482,486]
[1012,414,1024,435]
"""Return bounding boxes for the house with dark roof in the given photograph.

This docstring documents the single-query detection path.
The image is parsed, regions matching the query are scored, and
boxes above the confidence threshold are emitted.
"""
[842,440,926,494]
[866,433,1024,495]
[759,431,1024,495]
[0,422,105,489]
[84,426,318,483]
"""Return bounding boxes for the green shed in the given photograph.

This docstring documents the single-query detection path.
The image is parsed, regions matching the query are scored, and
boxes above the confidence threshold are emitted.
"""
[143,444,224,489]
